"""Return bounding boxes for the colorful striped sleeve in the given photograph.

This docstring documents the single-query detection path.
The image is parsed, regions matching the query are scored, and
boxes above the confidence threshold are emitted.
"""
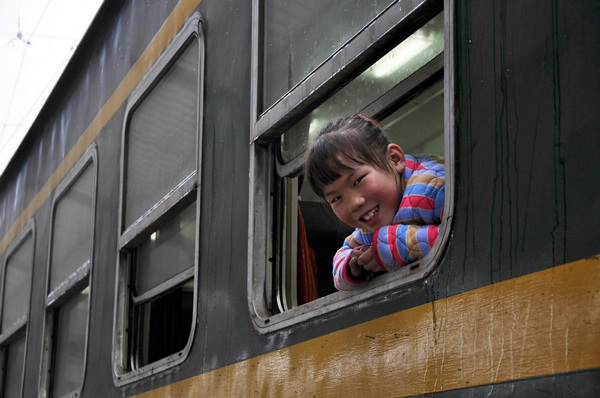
[371,224,440,272]
[395,174,445,225]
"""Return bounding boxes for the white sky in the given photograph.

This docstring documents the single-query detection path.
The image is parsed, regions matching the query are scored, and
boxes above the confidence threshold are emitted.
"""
[0,0,103,177]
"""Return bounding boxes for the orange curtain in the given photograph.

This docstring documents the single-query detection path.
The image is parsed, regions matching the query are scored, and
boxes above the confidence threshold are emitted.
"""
[297,206,319,305]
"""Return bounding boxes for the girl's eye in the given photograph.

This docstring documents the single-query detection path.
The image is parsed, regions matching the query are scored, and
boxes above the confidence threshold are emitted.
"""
[330,196,341,204]
[353,175,365,187]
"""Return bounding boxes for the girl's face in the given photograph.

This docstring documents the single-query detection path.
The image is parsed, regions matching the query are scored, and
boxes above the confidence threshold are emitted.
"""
[322,144,406,232]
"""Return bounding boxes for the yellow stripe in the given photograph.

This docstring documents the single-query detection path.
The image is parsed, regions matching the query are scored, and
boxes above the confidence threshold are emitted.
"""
[137,255,600,397]
[0,0,202,256]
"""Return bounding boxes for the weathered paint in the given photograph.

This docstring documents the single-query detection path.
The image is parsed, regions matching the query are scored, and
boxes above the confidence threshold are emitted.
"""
[136,255,600,397]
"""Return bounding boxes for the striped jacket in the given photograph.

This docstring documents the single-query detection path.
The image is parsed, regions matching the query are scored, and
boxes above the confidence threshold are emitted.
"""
[333,154,445,290]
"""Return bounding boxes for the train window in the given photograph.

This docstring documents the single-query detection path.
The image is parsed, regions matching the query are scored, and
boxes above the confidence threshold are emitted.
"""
[113,14,204,385]
[39,146,97,397]
[0,221,35,397]
[249,0,453,331]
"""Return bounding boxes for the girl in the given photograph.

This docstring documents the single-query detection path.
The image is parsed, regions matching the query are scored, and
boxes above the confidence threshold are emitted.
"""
[304,115,445,290]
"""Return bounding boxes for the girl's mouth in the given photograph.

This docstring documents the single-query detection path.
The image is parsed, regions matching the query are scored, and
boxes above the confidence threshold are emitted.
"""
[360,206,379,222]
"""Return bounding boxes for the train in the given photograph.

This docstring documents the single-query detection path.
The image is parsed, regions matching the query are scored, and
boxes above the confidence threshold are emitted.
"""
[0,0,599,396]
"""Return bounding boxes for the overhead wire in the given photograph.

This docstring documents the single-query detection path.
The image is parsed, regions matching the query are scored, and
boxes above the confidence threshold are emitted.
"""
[1,0,55,152]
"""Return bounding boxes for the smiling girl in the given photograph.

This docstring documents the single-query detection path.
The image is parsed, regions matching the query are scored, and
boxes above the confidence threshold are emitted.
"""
[305,115,445,290]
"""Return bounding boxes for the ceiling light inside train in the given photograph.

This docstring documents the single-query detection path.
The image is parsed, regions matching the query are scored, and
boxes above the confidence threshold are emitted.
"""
[368,33,434,78]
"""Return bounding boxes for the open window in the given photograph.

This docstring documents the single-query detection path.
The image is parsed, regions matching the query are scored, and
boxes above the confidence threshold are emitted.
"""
[0,221,35,397]
[113,14,204,384]
[39,145,97,397]
[249,0,454,331]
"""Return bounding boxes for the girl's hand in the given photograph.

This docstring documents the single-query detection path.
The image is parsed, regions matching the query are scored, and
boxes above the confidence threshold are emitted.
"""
[348,245,382,279]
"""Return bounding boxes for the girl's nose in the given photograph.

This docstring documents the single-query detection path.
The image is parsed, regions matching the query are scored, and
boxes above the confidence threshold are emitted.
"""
[350,194,366,212]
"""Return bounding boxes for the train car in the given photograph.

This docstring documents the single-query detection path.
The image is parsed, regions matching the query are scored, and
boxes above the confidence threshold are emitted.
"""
[0,0,598,396]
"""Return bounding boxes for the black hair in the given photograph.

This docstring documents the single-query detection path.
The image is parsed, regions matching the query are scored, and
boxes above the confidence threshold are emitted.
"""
[304,115,395,198]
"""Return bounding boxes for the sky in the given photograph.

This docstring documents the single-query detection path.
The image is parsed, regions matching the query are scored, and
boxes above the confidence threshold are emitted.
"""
[0,0,104,177]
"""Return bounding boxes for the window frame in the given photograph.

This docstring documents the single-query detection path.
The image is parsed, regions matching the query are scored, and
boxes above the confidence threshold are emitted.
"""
[248,0,455,333]
[0,219,35,397]
[112,13,205,385]
[38,144,97,398]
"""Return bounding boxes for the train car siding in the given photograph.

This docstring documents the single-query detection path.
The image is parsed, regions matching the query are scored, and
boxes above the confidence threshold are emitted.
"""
[133,255,600,397]
[0,0,598,396]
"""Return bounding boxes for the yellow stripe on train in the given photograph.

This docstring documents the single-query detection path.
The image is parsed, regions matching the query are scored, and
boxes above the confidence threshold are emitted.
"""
[137,255,600,397]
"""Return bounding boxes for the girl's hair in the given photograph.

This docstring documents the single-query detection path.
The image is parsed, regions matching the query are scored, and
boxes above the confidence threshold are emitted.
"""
[304,115,395,198]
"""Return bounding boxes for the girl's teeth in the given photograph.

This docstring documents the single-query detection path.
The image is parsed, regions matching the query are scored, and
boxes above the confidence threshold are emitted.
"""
[362,207,378,221]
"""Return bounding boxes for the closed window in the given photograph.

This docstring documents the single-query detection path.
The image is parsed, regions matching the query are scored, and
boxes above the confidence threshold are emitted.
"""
[113,14,204,384]
[39,146,97,397]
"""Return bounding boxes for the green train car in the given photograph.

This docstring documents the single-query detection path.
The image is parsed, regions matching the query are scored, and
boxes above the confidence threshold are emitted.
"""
[0,0,598,396]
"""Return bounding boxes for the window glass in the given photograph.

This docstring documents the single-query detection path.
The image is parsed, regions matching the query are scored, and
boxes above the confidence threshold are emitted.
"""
[3,333,25,398]
[135,201,196,296]
[1,236,33,332]
[263,0,393,111]
[280,12,444,163]
[381,79,444,156]
[125,41,199,227]
[49,163,94,292]
[51,289,89,397]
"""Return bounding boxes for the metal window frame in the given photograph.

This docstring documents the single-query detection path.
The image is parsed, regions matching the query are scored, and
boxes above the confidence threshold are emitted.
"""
[248,0,454,333]
[0,219,35,397]
[38,144,97,398]
[112,13,205,386]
